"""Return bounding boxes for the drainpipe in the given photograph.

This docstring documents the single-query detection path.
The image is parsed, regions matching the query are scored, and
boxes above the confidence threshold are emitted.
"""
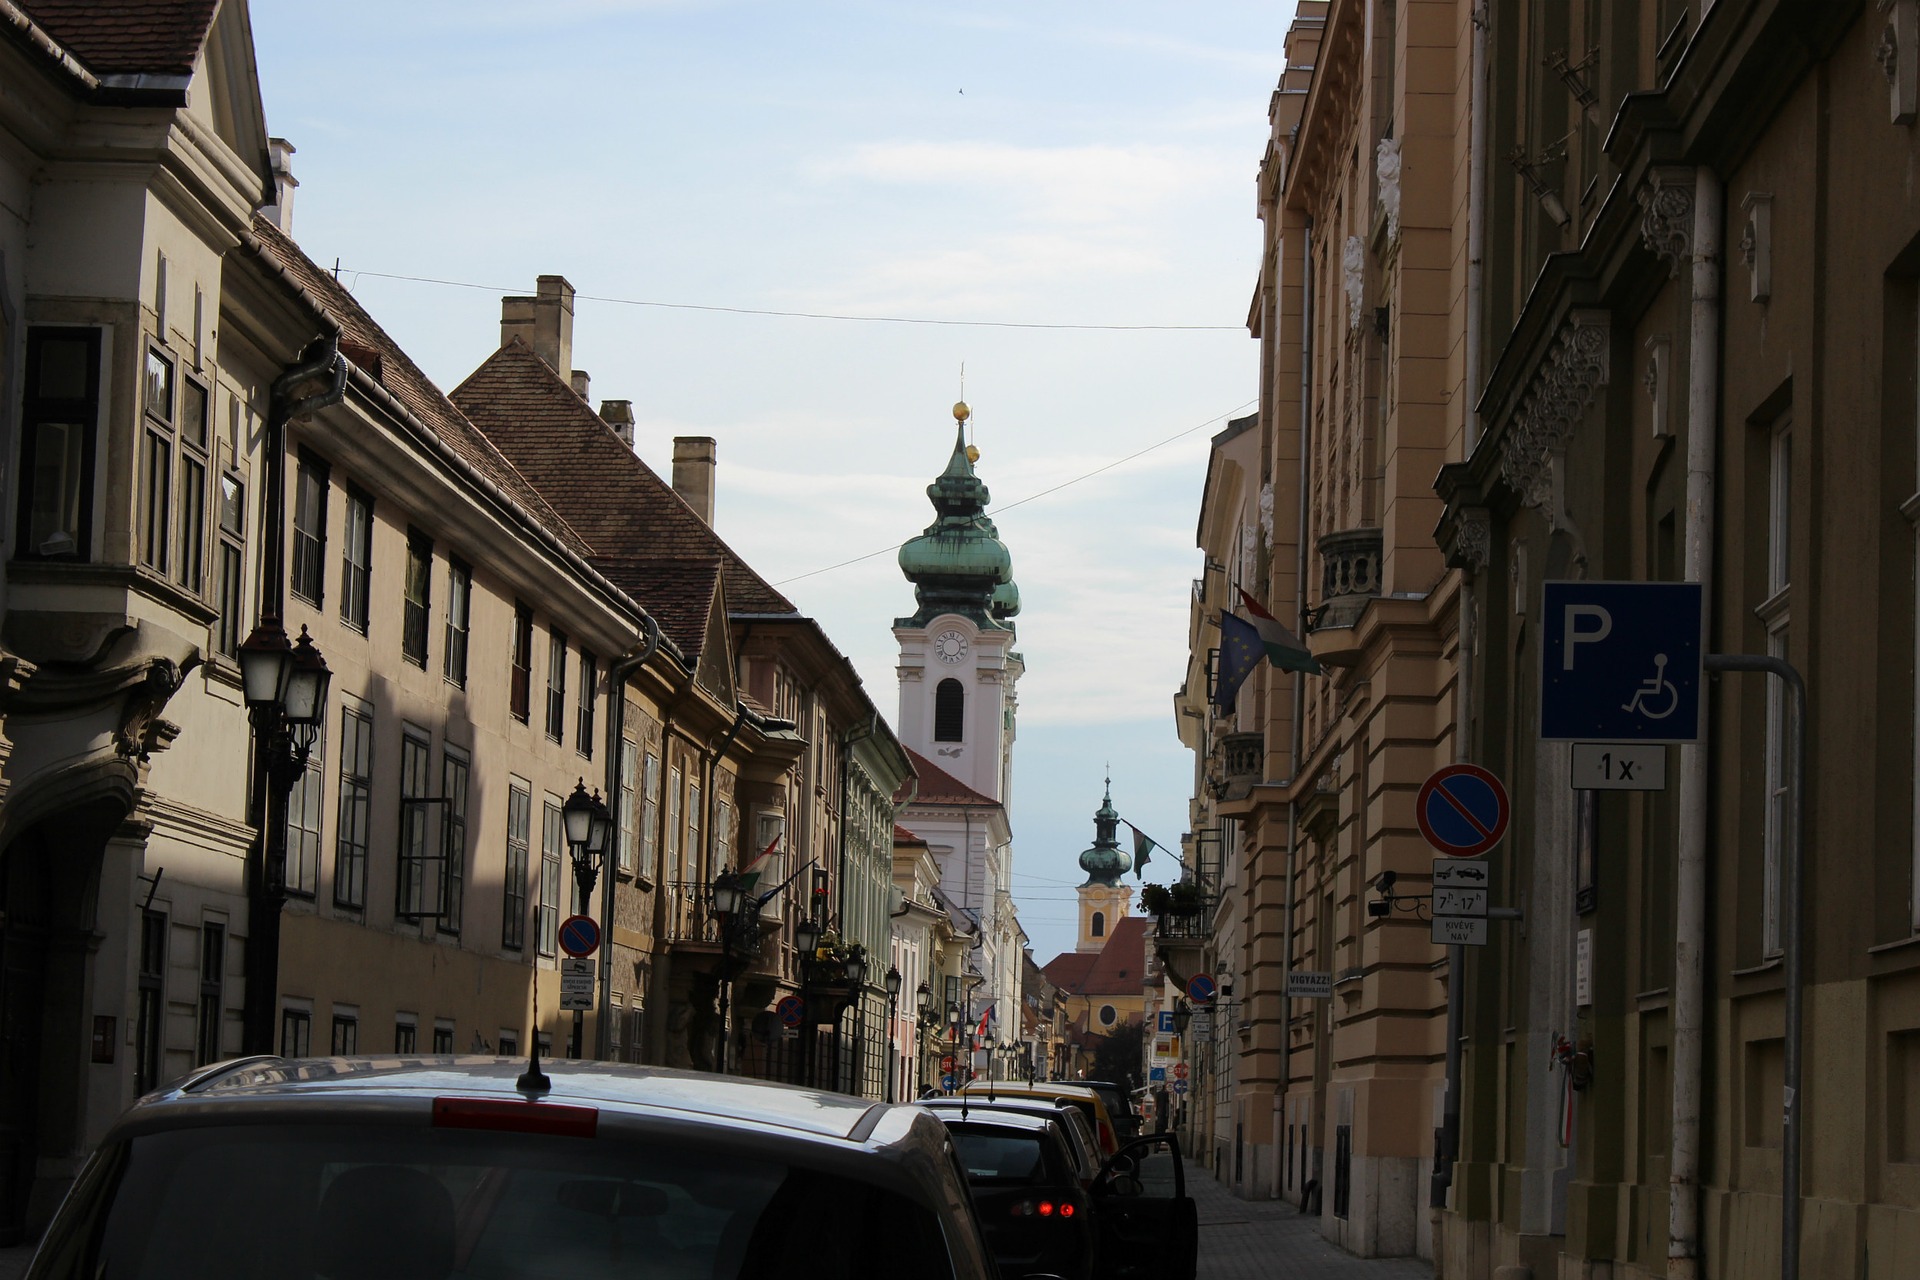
[240,334,346,1057]
[1279,216,1314,1200]
[596,616,662,1061]
[1669,168,1722,1280]
[1465,3,1488,455]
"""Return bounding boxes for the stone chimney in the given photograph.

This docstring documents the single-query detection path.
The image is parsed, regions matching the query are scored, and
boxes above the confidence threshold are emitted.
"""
[570,369,590,400]
[673,437,717,526]
[599,399,636,448]
[263,137,298,233]
[499,275,574,379]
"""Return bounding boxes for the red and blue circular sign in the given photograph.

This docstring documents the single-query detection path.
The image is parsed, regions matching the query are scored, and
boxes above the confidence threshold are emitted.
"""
[1415,764,1510,857]
[558,914,601,958]
[776,995,806,1028]
[1186,973,1216,1003]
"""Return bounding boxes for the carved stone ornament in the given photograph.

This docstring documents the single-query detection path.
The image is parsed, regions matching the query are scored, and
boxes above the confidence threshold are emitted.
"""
[1644,334,1673,439]
[1259,482,1275,545]
[1637,168,1696,278]
[1498,310,1611,510]
[1343,235,1366,332]
[1741,191,1773,303]
[1455,507,1492,572]
[1376,137,1403,242]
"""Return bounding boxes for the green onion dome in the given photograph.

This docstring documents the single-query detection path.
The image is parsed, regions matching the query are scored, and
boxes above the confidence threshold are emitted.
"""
[1078,780,1131,887]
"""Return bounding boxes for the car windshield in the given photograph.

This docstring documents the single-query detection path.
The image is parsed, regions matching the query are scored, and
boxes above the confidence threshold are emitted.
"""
[947,1131,1050,1186]
[35,1122,955,1280]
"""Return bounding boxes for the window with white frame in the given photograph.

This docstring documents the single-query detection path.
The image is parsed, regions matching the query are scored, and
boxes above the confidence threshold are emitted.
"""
[503,782,531,951]
[617,739,639,874]
[285,710,325,899]
[174,376,209,593]
[335,703,372,911]
[291,452,328,605]
[1760,417,1791,957]
[444,559,471,687]
[139,347,175,574]
[402,530,432,667]
[214,468,246,657]
[340,486,373,633]
[686,781,702,881]
[642,751,661,880]
[538,798,563,957]
[17,327,102,560]
[441,746,469,937]
[396,729,432,919]
[666,764,682,882]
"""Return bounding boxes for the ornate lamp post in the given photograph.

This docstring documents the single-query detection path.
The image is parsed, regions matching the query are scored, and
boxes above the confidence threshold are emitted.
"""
[794,917,821,1085]
[710,869,748,1075]
[915,981,934,1094]
[883,964,903,1102]
[237,623,330,1054]
[561,780,611,1059]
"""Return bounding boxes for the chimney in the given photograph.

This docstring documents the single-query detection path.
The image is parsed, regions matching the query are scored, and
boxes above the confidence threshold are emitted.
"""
[570,369,590,400]
[263,137,298,233]
[599,399,636,448]
[673,437,717,526]
[498,275,574,379]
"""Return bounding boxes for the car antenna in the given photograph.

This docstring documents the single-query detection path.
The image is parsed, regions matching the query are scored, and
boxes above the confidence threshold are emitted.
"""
[517,983,550,1093]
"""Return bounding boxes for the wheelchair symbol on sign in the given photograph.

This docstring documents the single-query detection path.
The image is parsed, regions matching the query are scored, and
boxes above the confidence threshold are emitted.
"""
[1621,653,1679,720]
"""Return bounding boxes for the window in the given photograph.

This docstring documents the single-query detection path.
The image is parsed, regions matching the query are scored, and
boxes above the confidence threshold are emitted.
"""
[1761,418,1792,957]
[667,766,683,881]
[510,604,533,722]
[196,923,225,1065]
[140,347,174,574]
[16,327,101,560]
[716,800,733,874]
[285,710,325,898]
[500,1030,520,1058]
[1098,1004,1116,1027]
[174,377,209,592]
[1091,911,1105,939]
[577,651,597,756]
[291,452,328,605]
[340,487,372,633]
[335,704,373,911]
[624,1006,645,1064]
[686,782,702,881]
[546,630,567,741]
[444,559,471,686]
[394,1020,417,1054]
[441,747,470,936]
[214,471,246,657]
[280,1007,311,1058]
[609,996,624,1059]
[503,783,531,950]
[617,740,639,874]
[538,799,564,956]
[642,752,661,880]
[331,1013,358,1056]
[397,730,432,918]
[136,910,166,1093]
[934,678,965,742]
[402,529,432,666]
[433,1023,454,1055]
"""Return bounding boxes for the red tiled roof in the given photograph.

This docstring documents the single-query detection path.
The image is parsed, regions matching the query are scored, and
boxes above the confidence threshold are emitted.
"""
[893,823,925,845]
[17,1,217,76]
[1041,952,1097,991]
[1075,917,1149,996]
[902,748,997,807]
[450,342,796,662]
[246,219,591,560]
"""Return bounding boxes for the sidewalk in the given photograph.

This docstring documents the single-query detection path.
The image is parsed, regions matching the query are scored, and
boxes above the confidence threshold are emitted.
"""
[1192,1172,1434,1280]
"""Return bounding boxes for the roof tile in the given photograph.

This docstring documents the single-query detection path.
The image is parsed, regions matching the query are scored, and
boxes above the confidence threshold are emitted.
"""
[17,1,218,76]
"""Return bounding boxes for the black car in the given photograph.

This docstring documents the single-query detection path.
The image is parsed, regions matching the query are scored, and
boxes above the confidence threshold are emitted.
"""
[933,1111,1198,1280]
[1065,1079,1141,1143]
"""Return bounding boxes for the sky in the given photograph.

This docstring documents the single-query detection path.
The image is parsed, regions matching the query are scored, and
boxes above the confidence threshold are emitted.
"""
[249,1,1293,961]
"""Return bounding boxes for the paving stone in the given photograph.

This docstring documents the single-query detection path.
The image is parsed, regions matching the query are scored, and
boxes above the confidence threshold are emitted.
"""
[1190,1170,1435,1280]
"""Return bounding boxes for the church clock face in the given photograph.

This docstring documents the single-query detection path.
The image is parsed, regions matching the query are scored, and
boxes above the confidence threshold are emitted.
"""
[934,629,969,664]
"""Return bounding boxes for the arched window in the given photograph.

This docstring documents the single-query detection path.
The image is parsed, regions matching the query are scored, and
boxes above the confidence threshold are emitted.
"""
[934,679,965,742]
[1090,911,1105,938]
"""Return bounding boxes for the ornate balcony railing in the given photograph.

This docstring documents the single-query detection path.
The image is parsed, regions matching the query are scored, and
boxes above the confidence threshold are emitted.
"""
[663,879,763,959]
[1208,731,1263,800]
[1309,526,1382,632]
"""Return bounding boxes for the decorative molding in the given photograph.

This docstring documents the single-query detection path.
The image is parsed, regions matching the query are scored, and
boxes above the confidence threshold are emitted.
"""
[1259,482,1275,546]
[1644,334,1673,439]
[1343,235,1366,332]
[1497,310,1611,509]
[1455,508,1492,572]
[1375,137,1402,242]
[1638,167,1696,278]
[1879,0,1919,125]
[1740,192,1773,303]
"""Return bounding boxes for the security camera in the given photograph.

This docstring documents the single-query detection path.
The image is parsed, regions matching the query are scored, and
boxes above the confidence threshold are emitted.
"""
[1367,898,1391,919]
[1373,870,1398,894]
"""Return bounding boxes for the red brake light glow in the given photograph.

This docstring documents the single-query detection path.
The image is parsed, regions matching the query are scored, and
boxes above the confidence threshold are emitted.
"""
[1061,1202,1076,1218]
[1038,1201,1054,1217]
[432,1096,598,1138]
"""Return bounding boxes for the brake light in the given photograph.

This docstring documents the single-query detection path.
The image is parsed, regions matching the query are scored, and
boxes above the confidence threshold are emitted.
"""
[432,1096,598,1138]
[1037,1201,1054,1217]
[1060,1202,1076,1218]
[1010,1196,1078,1219]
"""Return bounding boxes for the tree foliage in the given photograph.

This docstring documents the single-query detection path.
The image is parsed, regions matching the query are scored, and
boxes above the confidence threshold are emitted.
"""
[1089,1020,1146,1091]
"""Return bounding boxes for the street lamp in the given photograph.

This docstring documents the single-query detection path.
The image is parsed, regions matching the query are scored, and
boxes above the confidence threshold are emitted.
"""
[562,780,611,1059]
[710,868,749,1075]
[884,965,902,1102]
[794,917,821,1086]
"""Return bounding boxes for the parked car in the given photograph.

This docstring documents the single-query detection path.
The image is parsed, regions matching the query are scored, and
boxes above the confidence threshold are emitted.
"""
[1089,1132,1197,1280]
[918,1096,1103,1186]
[956,1080,1120,1155]
[1069,1079,1141,1142]
[26,1056,999,1280]
[934,1111,1097,1280]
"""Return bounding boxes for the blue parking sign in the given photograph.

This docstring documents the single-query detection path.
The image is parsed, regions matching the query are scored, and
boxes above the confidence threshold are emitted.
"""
[1541,581,1702,743]
[1149,1067,1166,1082]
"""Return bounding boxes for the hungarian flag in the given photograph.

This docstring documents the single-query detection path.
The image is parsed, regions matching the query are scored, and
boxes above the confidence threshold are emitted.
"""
[972,1004,993,1047]
[1237,589,1322,675]
[1131,826,1156,878]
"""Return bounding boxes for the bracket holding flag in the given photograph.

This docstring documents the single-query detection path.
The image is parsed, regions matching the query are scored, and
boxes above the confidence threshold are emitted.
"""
[1214,589,1322,711]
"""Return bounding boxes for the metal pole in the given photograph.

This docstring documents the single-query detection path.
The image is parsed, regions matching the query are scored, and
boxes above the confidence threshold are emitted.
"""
[886,992,898,1102]
[716,925,731,1076]
[1701,653,1804,1280]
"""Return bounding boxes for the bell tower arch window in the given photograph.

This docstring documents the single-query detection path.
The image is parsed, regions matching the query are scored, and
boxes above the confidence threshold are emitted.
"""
[1091,910,1106,938]
[934,678,965,742]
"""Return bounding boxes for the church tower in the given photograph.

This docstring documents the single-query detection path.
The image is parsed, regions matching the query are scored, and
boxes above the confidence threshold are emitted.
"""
[1075,779,1132,953]
[893,401,1023,802]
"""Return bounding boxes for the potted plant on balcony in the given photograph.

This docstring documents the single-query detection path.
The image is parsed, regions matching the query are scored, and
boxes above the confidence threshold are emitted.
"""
[1138,883,1173,916]
[1167,880,1205,916]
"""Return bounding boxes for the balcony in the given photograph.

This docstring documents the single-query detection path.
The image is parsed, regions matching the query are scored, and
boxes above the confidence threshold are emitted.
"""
[1305,526,1382,667]
[1205,731,1264,802]
[663,879,764,961]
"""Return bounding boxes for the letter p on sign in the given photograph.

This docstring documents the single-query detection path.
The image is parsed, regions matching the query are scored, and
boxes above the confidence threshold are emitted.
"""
[1563,604,1612,670]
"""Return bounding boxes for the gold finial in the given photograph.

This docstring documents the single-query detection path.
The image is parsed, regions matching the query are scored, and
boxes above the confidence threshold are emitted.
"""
[966,443,980,463]
[953,400,971,423]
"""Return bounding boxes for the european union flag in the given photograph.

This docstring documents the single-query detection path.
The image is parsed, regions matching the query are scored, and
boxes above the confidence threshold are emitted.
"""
[1213,611,1263,710]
